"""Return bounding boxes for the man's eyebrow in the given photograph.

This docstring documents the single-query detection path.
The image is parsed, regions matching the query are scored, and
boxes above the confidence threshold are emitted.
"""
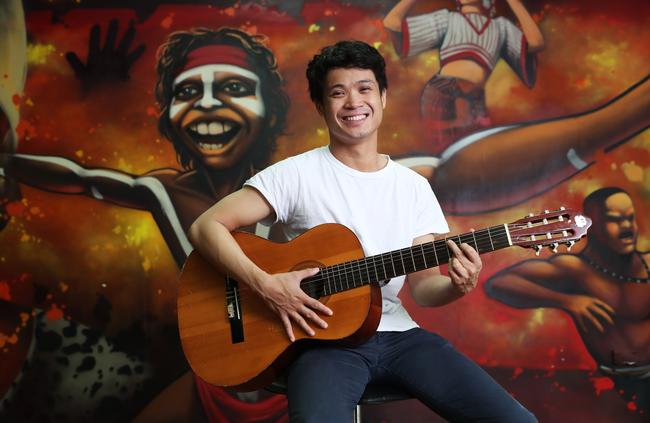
[327,79,377,90]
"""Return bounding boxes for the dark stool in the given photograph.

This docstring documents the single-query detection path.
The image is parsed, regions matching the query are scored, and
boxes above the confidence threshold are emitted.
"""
[267,378,412,423]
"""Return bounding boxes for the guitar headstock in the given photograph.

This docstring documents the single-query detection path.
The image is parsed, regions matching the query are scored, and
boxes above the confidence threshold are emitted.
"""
[508,207,592,255]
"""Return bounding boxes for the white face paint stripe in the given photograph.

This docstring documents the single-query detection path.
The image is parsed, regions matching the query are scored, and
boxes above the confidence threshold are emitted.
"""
[169,64,265,120]
[15,154,193,257]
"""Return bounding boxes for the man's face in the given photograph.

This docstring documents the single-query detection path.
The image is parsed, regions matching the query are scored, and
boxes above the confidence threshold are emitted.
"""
[318,67,386,146]
[595,192,638,255]
[169,63,265,169]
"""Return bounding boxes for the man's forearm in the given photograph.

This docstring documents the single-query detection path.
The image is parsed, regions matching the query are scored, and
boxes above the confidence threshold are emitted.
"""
[411,274,464,307]
[188,217,268,294]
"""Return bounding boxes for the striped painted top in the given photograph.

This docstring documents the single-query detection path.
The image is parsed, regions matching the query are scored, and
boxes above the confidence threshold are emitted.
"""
[402,10,536,87]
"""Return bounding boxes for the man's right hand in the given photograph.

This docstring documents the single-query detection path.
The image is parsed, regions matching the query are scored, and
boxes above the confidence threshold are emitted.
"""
[253,267,333,342]
[562,295,615,333]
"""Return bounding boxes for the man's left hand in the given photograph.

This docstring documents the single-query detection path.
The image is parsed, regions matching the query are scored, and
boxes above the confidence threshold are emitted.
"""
[446,239,482,294]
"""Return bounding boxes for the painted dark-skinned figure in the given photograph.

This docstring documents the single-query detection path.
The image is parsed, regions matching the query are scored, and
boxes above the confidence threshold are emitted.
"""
[0,25,290,421]
[486,187,650,414]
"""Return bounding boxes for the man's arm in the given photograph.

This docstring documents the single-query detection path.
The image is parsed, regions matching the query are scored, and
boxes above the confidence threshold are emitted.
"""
[188,187,332,342]
[407,234,482,307]
[485,258,615,332]
[505,0,544,52]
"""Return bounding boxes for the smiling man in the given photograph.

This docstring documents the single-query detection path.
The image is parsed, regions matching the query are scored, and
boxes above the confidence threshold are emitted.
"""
[188,40,537,422]
[485,187,650,414]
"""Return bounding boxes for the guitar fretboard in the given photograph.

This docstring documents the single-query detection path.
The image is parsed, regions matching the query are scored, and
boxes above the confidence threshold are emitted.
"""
[301,225,511,298]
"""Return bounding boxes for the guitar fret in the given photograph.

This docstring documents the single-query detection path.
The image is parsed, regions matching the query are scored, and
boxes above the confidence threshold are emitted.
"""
[356,259,364,287]
[471,230,478,252]
[420,244,427,268]
[445,238,451,262]
[487,227,495,251]
[372,256,380,282]
[407,249,415,272]
[343,262,350,290]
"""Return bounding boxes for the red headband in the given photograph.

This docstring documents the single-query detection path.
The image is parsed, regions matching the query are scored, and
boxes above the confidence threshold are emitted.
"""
[174,45,254,78]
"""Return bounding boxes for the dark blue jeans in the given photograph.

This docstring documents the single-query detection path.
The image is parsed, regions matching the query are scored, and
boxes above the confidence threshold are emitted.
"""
[287,328,537,422]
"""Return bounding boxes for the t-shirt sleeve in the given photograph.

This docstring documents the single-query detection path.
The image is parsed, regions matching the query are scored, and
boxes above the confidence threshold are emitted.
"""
[401,9,450,57]
[413,176,449,239]
[498,18,537,88]
[243,157,299,226]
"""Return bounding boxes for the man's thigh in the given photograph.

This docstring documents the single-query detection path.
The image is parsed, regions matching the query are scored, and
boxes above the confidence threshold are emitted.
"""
[287,346,371,423]
[384,329,536,423]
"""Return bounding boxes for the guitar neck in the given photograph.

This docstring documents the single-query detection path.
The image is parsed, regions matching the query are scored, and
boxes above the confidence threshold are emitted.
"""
[302,224,511,297]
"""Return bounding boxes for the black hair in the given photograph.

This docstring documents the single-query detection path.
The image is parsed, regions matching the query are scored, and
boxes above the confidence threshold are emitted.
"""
[306,40,387,106]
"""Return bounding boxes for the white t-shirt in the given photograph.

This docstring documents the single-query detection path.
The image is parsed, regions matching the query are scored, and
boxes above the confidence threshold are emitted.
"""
[244,146,449,331]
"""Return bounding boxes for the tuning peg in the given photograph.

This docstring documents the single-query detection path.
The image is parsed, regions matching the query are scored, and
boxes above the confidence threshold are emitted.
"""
[550,242,559,253]
[534,245,542,256]
[560,206,566,210]
[566,240,575,251]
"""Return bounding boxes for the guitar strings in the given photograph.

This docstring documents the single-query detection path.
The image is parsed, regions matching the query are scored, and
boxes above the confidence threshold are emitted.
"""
[225,228,510,301]
[305,229,509,295]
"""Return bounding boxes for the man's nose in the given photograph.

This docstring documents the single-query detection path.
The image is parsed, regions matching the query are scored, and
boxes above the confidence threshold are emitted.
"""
[345,92,363,108]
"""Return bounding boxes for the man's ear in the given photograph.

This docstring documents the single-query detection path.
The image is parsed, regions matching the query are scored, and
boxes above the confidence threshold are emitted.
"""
[315,102,324,116]
[381,89,387,109]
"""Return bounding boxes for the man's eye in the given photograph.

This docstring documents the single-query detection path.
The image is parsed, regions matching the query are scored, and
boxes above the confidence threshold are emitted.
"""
[174,85,200,101]
[222,80,254,96]
[330,91,344,97]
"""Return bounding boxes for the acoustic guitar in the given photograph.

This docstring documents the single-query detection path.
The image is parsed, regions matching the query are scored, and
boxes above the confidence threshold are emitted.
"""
[177,208,591,391]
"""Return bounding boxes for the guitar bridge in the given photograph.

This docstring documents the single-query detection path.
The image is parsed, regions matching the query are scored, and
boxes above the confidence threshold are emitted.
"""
[226,276,244,344]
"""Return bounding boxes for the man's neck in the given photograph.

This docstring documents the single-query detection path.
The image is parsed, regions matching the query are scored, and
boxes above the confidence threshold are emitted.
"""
[328,137,387,172]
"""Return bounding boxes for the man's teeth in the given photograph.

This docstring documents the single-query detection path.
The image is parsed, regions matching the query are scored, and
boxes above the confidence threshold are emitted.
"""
[198,142,225,150]
[343,115,366,121]
[190,121,233,135]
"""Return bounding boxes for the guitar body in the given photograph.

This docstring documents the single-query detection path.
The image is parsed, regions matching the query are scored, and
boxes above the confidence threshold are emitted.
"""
[177,223,382,390]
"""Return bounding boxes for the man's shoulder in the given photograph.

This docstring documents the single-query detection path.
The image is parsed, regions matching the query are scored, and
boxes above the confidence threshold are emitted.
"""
[392,158,430,184]
[253,146,325,179]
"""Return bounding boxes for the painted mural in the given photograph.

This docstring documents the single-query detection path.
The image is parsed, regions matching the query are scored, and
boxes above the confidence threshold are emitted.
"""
[0,0,648,422]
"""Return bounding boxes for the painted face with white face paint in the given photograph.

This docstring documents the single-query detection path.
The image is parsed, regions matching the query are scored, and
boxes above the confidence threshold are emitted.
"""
[169,63,266,170]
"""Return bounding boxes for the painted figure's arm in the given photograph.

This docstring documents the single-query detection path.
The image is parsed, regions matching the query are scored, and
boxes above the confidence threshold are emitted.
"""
[433,74,650,214]
[505,0,544,52]
[383,0,418,32]
[485,258,615,332]
[1,153,153,210]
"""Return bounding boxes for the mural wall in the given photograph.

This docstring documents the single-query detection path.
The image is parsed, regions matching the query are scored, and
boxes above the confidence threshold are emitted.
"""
[1,0,648,421]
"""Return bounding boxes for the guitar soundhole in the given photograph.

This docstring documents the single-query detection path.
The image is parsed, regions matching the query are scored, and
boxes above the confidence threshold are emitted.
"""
[293,260,327,301]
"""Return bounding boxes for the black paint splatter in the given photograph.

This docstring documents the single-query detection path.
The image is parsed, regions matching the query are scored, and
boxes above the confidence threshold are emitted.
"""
[76,356,96,373]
